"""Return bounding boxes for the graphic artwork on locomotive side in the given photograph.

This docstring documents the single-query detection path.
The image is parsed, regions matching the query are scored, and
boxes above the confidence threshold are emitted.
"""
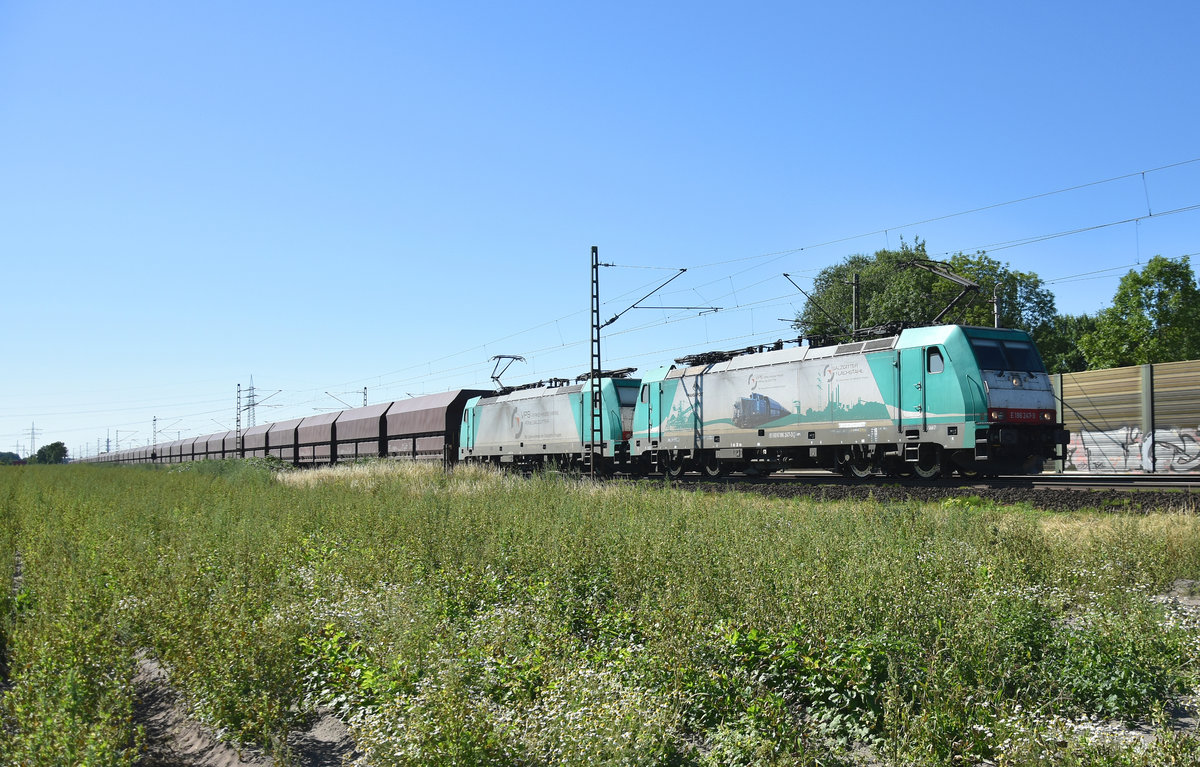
[732,393,791,429]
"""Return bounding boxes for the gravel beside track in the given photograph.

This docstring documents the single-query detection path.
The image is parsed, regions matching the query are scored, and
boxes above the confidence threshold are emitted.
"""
[672,478,1200,513]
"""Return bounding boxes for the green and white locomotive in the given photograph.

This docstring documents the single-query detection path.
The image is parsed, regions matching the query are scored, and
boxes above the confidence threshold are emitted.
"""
[458,325,1067,478]
[458,374,640,471]
[630,325,1067,478]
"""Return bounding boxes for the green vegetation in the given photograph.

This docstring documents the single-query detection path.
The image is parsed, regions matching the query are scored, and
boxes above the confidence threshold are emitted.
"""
[1,461,1199,765]
[1032,311,1098,374]
[1079,255,1200,369]
[791,246,1200,374]
[793,239,1056,343]
[31,441,69,464]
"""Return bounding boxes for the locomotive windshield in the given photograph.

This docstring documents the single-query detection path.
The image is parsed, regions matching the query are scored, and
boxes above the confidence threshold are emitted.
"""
[969,338,1046,372]
[616,384,639,407]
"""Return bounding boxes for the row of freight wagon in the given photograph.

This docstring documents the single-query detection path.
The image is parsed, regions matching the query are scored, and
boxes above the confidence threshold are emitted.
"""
[87,389,488,465]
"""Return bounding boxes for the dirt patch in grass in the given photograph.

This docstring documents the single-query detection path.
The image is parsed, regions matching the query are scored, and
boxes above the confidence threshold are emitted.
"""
[134,654,357,767]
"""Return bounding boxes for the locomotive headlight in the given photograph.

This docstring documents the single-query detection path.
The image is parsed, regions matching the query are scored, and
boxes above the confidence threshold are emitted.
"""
[988,409,1005,421]
[1010,375,1023,387]
[1041,411,1053,422]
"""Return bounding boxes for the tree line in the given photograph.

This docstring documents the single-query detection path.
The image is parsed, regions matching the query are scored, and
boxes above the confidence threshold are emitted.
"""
[793,240,1200,373]
[0,442,69,465]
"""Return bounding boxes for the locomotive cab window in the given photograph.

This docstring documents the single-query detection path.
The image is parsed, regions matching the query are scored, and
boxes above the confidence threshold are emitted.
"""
[970,339,1007,370]
[969,338,1047,372]
[926,348,944,374]
[617,385,639,407]
[1002,341,1045,372]
[640,384,649,403]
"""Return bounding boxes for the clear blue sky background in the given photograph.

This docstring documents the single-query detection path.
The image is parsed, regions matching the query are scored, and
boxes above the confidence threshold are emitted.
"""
[2,1,1198,458]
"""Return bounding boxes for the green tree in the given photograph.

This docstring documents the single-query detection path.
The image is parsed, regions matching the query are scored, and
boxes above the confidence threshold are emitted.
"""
[794,239,1056,340]
[0,451,20,465]
[1032,313,1097,373]
[33,441,69,464]
[1078,255,1200,369]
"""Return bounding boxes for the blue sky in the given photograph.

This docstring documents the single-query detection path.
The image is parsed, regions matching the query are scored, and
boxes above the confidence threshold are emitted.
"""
[2,1,1197,458]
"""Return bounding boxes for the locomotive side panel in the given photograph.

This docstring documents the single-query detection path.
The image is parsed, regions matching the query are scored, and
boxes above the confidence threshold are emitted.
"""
[463,386,585,462]
[639,349,898,460]
[460,378,639,467]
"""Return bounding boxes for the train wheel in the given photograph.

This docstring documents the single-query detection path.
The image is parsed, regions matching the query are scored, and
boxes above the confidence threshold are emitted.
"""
[912,445,942,479]
[846,459,873,479]
[838,449,873,479]
[701,452,725,478]
[666,451,688,479]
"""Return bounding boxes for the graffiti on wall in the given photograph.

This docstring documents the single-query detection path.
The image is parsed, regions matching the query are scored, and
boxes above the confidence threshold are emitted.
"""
[1063,426,1150,473]
[1158,428,1200,472]
[1064,426,1200,473]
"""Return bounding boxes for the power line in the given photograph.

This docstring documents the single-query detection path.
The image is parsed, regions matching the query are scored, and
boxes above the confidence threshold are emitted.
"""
[0,397,231,418]
[24,159,1200,434]
[685,157,1200,272]
[930,203,1200,257]
[1044,252,1198,283]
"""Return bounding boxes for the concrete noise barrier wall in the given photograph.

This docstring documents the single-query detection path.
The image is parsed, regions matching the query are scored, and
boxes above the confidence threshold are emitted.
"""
[1055,360,1200,473]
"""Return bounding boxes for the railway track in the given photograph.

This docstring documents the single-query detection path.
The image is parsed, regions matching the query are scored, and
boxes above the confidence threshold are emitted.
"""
[982,473,1199,493]
[676,469,1199,492]
[661,470,1200,512]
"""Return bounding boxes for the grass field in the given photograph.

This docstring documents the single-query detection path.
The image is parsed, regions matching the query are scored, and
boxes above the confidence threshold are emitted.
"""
[1,460,1199,766]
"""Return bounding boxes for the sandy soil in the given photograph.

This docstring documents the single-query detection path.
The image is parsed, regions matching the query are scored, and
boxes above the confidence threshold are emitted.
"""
[133,654,358,767]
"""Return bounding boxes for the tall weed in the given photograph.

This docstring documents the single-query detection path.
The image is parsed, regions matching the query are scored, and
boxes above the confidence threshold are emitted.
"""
[0,463,1198,765]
